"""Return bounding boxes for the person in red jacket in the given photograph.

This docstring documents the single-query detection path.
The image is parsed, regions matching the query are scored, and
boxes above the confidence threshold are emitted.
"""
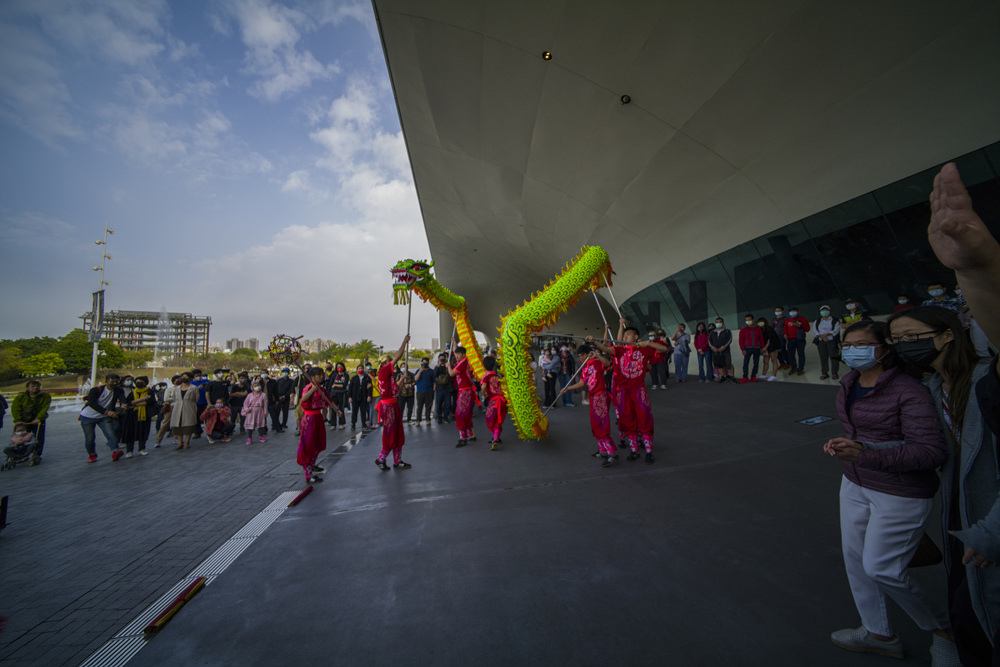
[738,315,765,382]
[783,307,811,376]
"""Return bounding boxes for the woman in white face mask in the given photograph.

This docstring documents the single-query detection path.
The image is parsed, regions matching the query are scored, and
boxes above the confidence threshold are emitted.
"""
[822,320,954,660]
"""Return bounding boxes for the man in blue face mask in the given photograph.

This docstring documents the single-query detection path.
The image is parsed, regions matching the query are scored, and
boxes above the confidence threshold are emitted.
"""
[920,281,965,315]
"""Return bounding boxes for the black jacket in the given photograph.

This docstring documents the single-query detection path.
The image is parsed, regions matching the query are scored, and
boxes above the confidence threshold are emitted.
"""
[348,373,373,402]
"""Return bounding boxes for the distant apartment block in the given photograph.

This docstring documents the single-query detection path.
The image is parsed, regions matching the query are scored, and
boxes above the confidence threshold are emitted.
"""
[82,310,212,355]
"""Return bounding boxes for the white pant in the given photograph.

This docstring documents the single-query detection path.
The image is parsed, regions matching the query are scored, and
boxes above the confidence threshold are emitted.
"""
[839,477,949,637]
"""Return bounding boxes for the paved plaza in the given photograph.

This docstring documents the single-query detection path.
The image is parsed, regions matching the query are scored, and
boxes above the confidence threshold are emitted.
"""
[0,380,948,666]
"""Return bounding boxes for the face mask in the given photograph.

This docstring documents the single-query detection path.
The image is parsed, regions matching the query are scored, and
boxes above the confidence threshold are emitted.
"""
[215,403,224,409]
[124,380,133,387]
[282,372,289,378]
[358,370,364,375]
[774,311,783,317]
[898,299,907,305]
[136,382,146,388]
[928,289,945,297]
[894,338,943,369]
[745,320,753,326]
[842,346,883,371]
[14,431,27,437]
[789,311,798,317]
[757,322,766,328]
[193,376,201,381]
[847,304,857,311]
[697,326,704,332]
[648,335,655,340]
[252,386,261,393]
[715,323,724,330]
[261,374,269,379]
[239,377,247,382]
[954,289,963,297]
[820,310,830,317]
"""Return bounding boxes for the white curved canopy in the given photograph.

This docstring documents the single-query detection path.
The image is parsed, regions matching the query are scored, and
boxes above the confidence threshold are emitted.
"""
[373,0,1000,338]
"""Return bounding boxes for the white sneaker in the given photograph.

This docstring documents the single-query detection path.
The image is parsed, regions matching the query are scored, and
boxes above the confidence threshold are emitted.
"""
[768,375,777,382]
[756,375,767,380]
[660,385,667,389]
[929,634,961,666]
[139,450,149,456]
[125,452,133,458]
[650,386,657,391]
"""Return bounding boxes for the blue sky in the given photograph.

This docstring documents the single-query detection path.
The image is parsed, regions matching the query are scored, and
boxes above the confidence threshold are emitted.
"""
[0,0,440,350]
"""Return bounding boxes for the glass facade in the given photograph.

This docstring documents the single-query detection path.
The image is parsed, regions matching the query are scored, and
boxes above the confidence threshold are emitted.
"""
[622,142,1000,335]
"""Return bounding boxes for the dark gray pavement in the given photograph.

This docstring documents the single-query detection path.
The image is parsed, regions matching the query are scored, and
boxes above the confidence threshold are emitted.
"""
[2,380,948,666]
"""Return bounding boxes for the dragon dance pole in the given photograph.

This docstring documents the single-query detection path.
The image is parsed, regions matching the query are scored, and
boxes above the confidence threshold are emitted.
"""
[601,272,623,320]
[541,358,587,418]
[405,295,412,369]
[592,290,613,340]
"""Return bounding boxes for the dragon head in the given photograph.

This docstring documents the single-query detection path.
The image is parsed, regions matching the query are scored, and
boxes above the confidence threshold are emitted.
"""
[391,259,434,292]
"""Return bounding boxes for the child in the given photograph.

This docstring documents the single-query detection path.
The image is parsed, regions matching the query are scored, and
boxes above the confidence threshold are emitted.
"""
[298,366,343,483]
[4,424,39,467]
[447,345,477,447]
[560,343,616,466]
[480,356,507,450]
[241,381,269,444]
[375,334,411,471]
[591,318,667,463]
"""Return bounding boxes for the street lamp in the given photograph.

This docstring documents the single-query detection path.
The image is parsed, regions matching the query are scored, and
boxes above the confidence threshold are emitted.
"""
[88,223,114,387]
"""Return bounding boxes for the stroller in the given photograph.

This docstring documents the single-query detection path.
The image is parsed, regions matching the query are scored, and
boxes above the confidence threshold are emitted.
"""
[2,433,40,471]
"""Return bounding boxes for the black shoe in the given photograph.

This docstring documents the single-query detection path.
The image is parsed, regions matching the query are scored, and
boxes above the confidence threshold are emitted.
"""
[602,454,619,468]
[591,450,604,458]
[306,476,324,483]
[494,437,502,444]
[393,461,412,469]
[375,458,390,471]
[310,465,326,474]
[351,425,356,430]
[618,440,628,449]
[443,418,451,423]
[469,436,477,441]
[645,452,655,464]
[627,451,640,461]
[437,419,444,424]
[455,439,467,448]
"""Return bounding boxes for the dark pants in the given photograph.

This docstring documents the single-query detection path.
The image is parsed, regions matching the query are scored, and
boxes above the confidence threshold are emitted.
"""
[278,399,291,428]
[415,391,433,421]
[24,421,46,457]
[776,339,788,365]
[558,372,574,404]
[209,424,236,440]
[195,405,207,435]
[742,348,760,378]
[786,339,806,372]
[400,394,414,421]
[435,389,451,422]
[351,398,369,428]
[649,361,668,386]
[268,404,282,431]
[329,393,347,425]
[543,374,557,407]
[948,537,999,666]
[816,340,841,375]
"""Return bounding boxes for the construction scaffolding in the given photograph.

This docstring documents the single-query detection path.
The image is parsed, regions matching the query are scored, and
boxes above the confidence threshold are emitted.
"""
[81,310,212,355]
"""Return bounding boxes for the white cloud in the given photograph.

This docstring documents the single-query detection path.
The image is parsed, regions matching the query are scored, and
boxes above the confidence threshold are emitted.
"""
[215,0,339,102]
[2,211,79,247]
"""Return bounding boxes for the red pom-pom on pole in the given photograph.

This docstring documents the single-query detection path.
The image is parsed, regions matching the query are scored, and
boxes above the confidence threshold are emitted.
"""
[143,577,208,635]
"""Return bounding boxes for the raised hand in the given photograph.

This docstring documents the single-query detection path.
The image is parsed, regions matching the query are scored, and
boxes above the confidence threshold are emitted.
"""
[928,163,998,272]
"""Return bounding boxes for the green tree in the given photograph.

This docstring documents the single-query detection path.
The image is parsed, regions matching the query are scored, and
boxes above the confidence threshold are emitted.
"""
[123,348,154,369]
[230,348,260,361]
[56,329,94,373]
[0,336,59,357]
[21,352,66,377]
[0,347,23,382]
[99,340,126,369]
[351,339,379,362]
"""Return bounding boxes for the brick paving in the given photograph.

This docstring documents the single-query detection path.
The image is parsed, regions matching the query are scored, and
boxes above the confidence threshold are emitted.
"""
[0,410,354,667]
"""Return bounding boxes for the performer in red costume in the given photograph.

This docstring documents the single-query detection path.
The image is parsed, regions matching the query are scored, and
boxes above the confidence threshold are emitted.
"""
[297,366,343,484]
[375,334,411,471]
[592,318,668,464]
[480,356,507,450]
[448,346,477,447]
[560,343,616,466]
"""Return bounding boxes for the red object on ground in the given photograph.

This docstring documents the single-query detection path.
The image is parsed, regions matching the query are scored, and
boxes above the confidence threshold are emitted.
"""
[143,577,208,634]
[288,485,313,507]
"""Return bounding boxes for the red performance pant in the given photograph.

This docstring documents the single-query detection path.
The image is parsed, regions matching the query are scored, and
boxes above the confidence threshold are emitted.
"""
[455,388,475,439]
[618,386,654,452]
[589,390,615,455]
[379,398,404,463]
[486,395,507,439]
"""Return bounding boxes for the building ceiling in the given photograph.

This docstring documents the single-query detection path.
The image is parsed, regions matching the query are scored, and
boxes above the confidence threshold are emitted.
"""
[373,0,1000,339]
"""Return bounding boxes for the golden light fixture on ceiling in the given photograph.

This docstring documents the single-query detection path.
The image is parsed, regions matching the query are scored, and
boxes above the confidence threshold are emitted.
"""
[542,51,552,60]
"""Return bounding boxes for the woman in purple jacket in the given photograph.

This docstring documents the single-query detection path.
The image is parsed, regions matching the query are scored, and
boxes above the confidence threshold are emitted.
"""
[823,320,954,660]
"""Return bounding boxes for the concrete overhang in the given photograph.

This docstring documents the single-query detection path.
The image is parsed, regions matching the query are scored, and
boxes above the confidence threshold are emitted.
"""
[373,0,1000,339]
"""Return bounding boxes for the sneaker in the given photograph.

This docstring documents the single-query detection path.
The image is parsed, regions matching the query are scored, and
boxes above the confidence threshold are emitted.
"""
[111,450,124,462]
[469,435,477,441]
[310,465,326,474]
[88,454,98,463]
[750,377,758,383]
[819,374,829,380]
[340,424,346,429]
[306,476,324,484]
[455,439,467,448]
[490,441,499,451]
[207,437,216,444]
[929,634,961,666]
[125,452,134,459]
[591,450,604,458]
[830,626,903,659]
[651,386,657,391]
[393,461,412,469]
[258,437,267,443]
[768,375,777,382]
[757,375,767,380]
[375,458,390,471]
[738,378,750,384]
[602,454,619,468]
[626,451,640,461]
[797,370,804,376]
[222,438,232,443]
[139,450,149,456]
[660,385,667,390]
[645,452,655,464]
[246,437,253,445]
